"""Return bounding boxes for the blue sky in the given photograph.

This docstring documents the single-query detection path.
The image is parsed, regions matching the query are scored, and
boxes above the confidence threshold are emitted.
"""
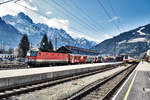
[0,0,150,43]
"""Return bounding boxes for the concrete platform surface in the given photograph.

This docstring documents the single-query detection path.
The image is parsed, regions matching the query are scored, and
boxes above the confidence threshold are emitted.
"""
[0,62,121,78]
[0,62,122,90]
[113,61,150,100]
[15,64,127,100]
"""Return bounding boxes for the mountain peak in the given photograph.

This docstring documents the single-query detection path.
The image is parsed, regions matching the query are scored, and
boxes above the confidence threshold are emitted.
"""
[0,17,6,24]
[18,12,25,17]
[17,12,33,24]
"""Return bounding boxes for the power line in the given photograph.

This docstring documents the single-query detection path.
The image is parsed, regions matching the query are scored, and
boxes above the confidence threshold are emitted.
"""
[6,0,97,48]
[0,0,21,5]
[107,0,123,30]
[0,0,12,5]
[96,0,121,56]
[62,0,104,31]
[14,1,88,48]
[96,0,121,32]
[40,0,98,35]
[51,0,99,33]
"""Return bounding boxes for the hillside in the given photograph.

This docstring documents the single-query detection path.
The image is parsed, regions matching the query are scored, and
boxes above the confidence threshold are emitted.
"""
[92,24,150,56]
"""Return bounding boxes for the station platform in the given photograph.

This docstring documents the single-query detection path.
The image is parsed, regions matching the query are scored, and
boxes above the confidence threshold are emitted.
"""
[113,61,150,100]
[0,62,122,90]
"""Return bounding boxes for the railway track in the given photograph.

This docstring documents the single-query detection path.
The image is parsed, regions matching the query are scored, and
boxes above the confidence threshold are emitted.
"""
[67,64,137,100]
[0,64,121,99]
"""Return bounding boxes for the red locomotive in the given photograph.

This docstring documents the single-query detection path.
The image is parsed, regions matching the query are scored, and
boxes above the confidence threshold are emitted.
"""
[26,49,99,67]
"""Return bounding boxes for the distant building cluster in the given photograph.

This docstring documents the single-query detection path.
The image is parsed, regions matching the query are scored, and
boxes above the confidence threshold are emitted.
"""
[0,54,17,61]
[0,41,11,54]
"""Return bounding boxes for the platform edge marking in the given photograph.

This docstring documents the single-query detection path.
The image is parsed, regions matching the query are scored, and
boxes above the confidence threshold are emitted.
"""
[112,66,136,100]
[123,70,137,100]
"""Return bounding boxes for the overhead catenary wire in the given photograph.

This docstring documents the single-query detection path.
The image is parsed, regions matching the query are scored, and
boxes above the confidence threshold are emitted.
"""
[96,0,121,56]
[61,0,104,31]
[96,0,121,32]
[2,0,99,48]
[10,1,89,48]
[50,0,99,33]
[0,0,22,5]
[43,0,102,40]
[107,0,123,31]
[0,0,13,5]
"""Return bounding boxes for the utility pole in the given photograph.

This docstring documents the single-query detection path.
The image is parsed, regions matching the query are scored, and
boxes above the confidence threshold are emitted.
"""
[2,41,3,54]
[55,34,57,51]
[30,42,32,50]
[113,37,116,57]
[0,41,1,51]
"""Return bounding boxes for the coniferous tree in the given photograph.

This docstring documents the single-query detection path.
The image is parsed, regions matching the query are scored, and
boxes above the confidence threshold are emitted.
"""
[39,34,49,52]
[18,34,30,57]
[48,40,53,52]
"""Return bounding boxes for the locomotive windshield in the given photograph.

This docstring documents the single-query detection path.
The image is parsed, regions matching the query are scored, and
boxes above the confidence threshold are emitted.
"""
[27,51,38,56]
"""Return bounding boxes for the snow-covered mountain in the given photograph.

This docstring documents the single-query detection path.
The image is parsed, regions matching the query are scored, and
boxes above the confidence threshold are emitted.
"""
[0,17,22,48]
[2,12,97,49]
[92,25,150,56]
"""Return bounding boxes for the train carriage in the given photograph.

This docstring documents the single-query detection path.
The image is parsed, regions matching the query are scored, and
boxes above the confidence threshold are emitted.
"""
[69,54,87,64]
[26,49,100,67]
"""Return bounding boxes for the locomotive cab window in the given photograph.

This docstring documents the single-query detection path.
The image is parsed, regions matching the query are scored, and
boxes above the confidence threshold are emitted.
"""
[30,51,38,56]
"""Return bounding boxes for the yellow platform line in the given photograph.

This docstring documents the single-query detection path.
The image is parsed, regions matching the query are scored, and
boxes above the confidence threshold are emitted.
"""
[123,70,138,100]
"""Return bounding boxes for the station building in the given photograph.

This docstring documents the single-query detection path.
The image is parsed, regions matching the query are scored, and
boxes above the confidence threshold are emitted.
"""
[56,45,99,56]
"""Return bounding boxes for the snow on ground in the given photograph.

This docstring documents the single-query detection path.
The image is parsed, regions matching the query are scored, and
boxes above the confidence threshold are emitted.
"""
[137,27,146,35]
[128,38,146,43]
[118,40,126,45]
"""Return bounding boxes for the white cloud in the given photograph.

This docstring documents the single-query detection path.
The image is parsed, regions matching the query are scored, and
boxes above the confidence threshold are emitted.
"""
[46,11,52,15]
[40,16,69,30]
[109,16,119,22]
[39,16,100,42]
[0,0,99,43]
[16,0,37,11]
[0,2,25,16]
[0,0,37,17]
[29,0,33,2]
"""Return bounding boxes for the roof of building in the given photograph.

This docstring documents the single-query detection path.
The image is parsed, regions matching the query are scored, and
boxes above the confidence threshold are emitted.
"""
[56,45,99,55]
